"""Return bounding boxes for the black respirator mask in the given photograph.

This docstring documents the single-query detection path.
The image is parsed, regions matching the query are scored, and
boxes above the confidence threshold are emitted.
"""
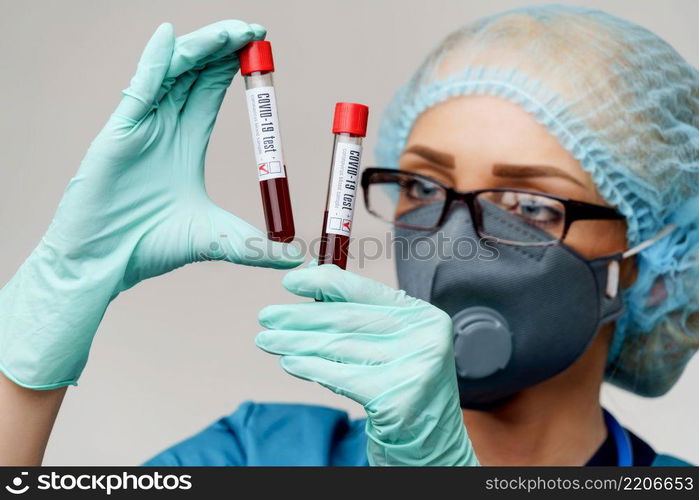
[395,201,626,409]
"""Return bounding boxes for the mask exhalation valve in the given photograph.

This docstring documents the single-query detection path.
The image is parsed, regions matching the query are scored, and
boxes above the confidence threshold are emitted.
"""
[452,306,513,379]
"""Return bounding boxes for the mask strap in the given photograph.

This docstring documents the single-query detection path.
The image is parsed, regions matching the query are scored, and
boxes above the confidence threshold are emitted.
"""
[621,224,677,259]
[605,224,676,299]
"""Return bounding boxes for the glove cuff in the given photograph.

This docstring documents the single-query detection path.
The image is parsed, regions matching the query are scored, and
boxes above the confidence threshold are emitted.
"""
[0,242,118,389]
[365,395,479,466]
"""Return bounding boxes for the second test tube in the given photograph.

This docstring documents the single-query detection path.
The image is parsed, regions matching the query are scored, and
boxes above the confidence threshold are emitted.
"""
[318,103,369,269]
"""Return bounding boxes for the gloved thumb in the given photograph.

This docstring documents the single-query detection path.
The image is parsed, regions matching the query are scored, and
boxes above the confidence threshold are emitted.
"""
[197,207,305,270]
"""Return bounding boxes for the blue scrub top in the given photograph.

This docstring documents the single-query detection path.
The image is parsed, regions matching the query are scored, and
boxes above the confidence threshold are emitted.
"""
[143,401,691,467]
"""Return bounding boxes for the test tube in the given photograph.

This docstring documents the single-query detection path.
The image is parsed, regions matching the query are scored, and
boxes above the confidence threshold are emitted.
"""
[318,103,369,269]
[240,41,295,243]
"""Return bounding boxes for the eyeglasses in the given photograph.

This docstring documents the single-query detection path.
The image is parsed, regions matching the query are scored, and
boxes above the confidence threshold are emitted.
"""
[360,167,625,247]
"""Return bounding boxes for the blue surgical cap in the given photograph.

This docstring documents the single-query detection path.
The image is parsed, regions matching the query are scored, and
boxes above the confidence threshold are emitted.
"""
[376,4,699,396]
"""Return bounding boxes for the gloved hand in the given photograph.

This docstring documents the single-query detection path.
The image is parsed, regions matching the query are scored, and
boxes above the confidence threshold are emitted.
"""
[255,264,479,466]
[0,21,304,390]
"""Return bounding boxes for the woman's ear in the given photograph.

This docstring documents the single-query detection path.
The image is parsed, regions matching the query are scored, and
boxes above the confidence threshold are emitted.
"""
[646,275,669,308]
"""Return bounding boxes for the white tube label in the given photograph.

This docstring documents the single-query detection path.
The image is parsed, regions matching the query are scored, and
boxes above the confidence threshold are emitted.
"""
[245,86,286,181]
[325,142,363,236]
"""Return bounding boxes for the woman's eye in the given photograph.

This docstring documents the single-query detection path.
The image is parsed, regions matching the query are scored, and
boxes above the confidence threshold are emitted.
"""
[491,191,564,226]
[404,180,442,201]
[514,196,563,225]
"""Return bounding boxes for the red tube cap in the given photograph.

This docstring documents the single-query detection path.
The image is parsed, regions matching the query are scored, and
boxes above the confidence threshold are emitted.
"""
[332,102,369,137]
[240,41,275,76]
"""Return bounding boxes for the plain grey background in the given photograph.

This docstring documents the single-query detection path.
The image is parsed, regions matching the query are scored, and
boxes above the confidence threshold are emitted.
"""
[1,0,698,465]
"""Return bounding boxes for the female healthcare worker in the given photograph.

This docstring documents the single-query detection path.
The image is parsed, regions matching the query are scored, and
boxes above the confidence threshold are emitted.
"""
[0,5,697,466]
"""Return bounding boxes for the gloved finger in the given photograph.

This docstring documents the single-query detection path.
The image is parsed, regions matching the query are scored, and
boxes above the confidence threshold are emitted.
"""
[249,23,267,41]
[180,55,239,131]
[113,22,175,122]
[282,264,422,306]
[202,206,305,269]
[153,20,255,105]
[279,355,376,406]
[258,302,411,332]
[161,69,200,113]
[256,330,401,365]
[166,20,254,79]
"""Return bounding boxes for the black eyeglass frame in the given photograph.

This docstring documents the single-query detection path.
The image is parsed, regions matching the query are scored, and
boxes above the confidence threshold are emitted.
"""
[360,167,625,247]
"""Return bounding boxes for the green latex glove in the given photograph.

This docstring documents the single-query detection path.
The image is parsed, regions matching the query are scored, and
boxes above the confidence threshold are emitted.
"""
[256,265,479,466]
[0,21,304,390]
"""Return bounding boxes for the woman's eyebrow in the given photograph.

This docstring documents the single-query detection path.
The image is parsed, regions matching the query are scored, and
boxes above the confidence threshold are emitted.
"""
[492,163,586,187]
[401,145,455,169]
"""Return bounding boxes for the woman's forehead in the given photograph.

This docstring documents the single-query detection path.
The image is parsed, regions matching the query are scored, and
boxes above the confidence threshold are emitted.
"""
[402,95,598,194]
